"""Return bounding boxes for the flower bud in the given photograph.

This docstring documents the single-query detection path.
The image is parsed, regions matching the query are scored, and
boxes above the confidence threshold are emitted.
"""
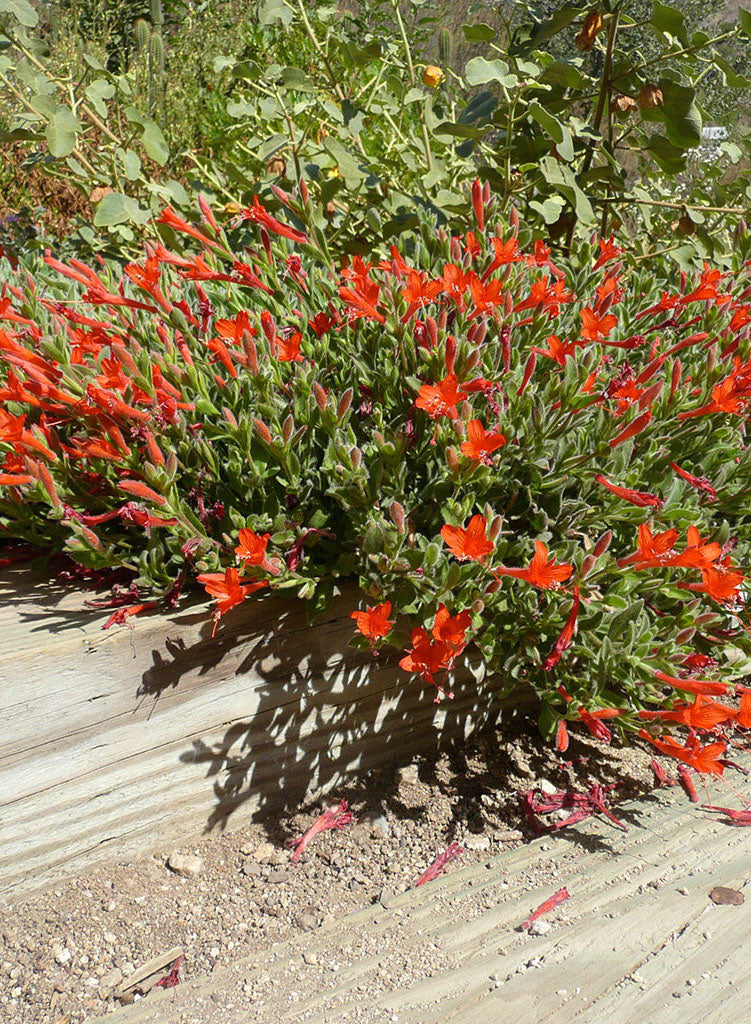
[593,529,612,557]
[426,316,438,347]
[260,310,276,345]
[390,500,406,534]
[581,554,596,577]
[242,331,259,374]
[446,446,459,473]
[299,178,309,205]
[465,347,482,371]
[282,414,295,444]
[423,65,445,88]
[459,400,472,420]
[504,292,514,316]
[350,446,362,469]
[489,515,503,541]
[337,387,353,420]
[509,205,519,235]
[222,407,238,429]
[472,599,485,615]
[437,308,448,332]
[675,627,696,645]
[694,612,718,625]
[485,579,501,595]
[313,381,328,411]
[445,334,457,374]
[253,418,272,443]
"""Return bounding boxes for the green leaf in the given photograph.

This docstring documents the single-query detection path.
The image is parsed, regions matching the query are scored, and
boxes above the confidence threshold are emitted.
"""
[323,137,365,188]
[45,106,79,158]
[738,6,751,35]
[650,1,688,44]
[119,148,141,181]
[464,56,517,89]
[646,134,687,173]
[279,66,315,93]
[93,191,149,227]
[0,0,38,28]
[457,91,497,126]
[85,79,116,119]
[462,23,496,42]
[258,0,294,27]
[124,108,169,165]
[530,196,566,224]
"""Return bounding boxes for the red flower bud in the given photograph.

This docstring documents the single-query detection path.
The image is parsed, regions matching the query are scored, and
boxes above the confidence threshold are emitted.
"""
[593,529,612,557]
[445,334,457,374]
[337,388,353,420]
[390,501,406,534]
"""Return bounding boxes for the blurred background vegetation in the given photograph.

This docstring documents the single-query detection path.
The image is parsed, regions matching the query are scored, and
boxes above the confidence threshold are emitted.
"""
[1,0,750,266]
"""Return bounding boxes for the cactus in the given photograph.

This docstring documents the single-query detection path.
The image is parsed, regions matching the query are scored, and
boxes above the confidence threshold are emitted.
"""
[148,30,166,115]
[134,18,150,53]
[438,27,453,68]
[150,0,164,30]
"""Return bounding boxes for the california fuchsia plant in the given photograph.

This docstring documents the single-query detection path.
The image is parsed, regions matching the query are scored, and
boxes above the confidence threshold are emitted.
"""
[2,182,751,769]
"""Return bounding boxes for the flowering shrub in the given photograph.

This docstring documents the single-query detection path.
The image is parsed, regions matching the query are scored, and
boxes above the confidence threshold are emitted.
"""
[2,182,751,770]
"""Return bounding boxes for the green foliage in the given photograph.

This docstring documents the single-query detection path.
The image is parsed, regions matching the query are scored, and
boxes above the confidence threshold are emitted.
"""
[2,189,751,751]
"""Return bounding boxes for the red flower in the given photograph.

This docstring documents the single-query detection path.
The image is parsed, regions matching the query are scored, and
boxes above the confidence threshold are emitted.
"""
[580,306,618,342]
[286,800,355,861]
[593,236,623,270]
[350,601,394,641]
[197,567,268,632]
[431,603,472,651]
[543,587,580,670]
[235,528,280,575]
[399,627,454,701]
[532,334,578,366]
[416,373,468,420]
[652,669,729,697]
[460,419,506,462]
[678,560,745,604]
[401,270,442,321]
[638,694,735,730]
[441,514,494,563]
[617,523,678,568]
[276,330,303,362]
[495,541,573,590]
[240,195,307,244]
[670,462,717,502]
[595,474,663,509]
[638,730,726,775]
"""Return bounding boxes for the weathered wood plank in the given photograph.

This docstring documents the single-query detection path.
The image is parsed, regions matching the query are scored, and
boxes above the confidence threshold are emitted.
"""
[0,569,517,903]
[86,767,751,1024]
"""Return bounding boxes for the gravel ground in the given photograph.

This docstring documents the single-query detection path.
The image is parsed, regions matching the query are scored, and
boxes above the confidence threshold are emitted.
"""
[0,722,662,1023]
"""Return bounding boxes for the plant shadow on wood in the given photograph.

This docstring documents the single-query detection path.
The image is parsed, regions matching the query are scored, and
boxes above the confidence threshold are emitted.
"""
[138,585,525,834]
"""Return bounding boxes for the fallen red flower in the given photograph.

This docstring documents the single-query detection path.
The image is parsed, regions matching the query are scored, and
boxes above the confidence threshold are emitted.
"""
[286,800,355,861]
[415,842,463,887]
[521,886,570,930]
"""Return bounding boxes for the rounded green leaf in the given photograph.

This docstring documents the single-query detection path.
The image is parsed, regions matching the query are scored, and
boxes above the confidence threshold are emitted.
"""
[45,106,79,158]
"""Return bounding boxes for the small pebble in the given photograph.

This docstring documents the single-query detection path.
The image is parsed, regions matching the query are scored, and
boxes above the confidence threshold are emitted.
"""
[167,852,203,879]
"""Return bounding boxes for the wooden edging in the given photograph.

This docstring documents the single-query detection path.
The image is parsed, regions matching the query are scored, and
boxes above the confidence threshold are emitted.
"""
[91,764,751,1024]
[0,568,526,904]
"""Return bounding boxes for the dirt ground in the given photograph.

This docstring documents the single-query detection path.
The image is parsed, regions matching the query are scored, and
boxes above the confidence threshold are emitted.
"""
[0,722,665,1023]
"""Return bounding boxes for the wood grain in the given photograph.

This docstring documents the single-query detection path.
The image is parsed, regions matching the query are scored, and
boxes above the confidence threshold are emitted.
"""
[0,568,521,903]
[89,766,751,1024]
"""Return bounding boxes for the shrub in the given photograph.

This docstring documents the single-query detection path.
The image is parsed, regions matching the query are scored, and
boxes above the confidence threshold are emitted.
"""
[2,183,751,768]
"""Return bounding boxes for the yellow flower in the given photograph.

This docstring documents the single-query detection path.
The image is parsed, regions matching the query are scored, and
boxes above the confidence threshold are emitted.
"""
[423,65,445,88]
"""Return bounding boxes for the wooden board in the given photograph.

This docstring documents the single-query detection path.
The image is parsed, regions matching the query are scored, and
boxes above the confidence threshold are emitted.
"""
[0,567,519,904]
[88,766,751,1024]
